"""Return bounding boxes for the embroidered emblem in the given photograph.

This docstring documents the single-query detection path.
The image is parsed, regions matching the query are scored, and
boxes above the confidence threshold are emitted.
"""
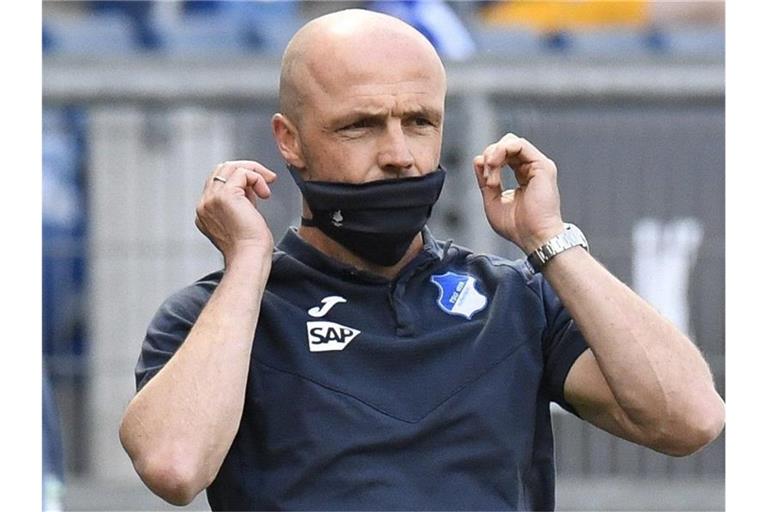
[430,272,488,319]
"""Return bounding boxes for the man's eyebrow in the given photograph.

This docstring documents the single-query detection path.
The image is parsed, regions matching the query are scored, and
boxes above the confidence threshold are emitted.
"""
[330,105,443,127]
[402,106,442,121]
[330,108,389,126]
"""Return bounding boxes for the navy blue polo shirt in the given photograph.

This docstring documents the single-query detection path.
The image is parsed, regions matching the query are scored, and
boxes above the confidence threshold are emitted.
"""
[136,227,588,511]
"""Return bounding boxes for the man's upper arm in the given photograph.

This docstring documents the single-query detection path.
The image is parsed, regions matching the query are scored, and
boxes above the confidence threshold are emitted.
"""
[136,278,216,391]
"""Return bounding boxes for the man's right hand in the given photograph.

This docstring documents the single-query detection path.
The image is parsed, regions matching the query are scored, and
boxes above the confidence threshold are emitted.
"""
[194,160,277,264]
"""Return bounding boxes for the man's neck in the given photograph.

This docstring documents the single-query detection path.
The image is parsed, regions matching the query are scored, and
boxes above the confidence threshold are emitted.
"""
[296,226,424,280]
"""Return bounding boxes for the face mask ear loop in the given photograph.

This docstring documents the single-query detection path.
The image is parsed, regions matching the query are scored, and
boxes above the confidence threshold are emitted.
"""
[286,164,308,191]
[287,165,318,227]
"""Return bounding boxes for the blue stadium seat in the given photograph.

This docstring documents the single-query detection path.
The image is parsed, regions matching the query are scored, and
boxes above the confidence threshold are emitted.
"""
[228,1,302,54]
[557,29,651,57]
[42,14,136,55]
[471,27,545,58]
[43,0,302,56]
[156,10,247,55]
[154,1,301,56]
[657,27,724,57]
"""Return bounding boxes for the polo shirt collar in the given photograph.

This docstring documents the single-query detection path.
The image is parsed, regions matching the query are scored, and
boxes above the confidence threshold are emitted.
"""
[276,225,447,283]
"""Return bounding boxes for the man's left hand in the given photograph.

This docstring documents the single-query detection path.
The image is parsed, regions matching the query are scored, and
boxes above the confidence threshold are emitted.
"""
[473,133,565,253]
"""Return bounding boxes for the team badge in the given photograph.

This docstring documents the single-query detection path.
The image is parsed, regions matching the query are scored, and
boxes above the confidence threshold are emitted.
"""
[430,272,488,319]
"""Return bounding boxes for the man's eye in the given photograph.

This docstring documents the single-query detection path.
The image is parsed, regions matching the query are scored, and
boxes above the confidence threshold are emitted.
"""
[412,117,434,127]
[343,119,373,130]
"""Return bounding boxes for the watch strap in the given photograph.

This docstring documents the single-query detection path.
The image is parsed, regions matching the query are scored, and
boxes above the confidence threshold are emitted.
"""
[526,223,589,273]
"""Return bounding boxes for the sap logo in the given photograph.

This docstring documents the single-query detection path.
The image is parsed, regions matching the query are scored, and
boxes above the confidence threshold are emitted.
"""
[306,321,360,352]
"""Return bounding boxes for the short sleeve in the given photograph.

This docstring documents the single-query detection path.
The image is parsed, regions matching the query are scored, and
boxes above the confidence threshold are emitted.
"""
[539,279,589,416]
[135,278,217,392]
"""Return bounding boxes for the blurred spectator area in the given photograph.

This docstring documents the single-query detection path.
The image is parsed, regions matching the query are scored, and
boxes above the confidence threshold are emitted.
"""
[42,1,724,59]
[43,106,89,478]
[42,0,306,56]
[473,1,725,57]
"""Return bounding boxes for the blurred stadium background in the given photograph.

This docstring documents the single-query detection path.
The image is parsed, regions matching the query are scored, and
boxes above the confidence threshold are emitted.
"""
[41,1,725,510]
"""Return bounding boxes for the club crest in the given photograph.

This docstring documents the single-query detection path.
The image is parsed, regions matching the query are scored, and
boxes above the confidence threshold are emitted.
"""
[430,272,488,319]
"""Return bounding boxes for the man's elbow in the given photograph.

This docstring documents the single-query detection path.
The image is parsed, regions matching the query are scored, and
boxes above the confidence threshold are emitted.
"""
[119,421,208,506]
[652,396,725,457]
[134,456,206,506]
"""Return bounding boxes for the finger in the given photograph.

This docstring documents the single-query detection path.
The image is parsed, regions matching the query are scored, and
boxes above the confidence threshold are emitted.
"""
[483,137,514,189]
[244,169,272,199]
[205,160,277,191]
[205,162,240,192]
[501,135,556,186]
[220,160,278,183]
[473,155,485,182]
[487,134,553,186]
[473,157,501,207]
[473,155,491,189]
[244,185,259,207]
[250,174,272,200]
[482,142,509,173]
[206,162,225,182]
[481,144,506,189]
[497,134,548,166]
[227,167,272,199]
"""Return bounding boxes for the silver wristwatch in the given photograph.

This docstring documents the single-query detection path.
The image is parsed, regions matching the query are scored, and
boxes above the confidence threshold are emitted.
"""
[526,223,589,273]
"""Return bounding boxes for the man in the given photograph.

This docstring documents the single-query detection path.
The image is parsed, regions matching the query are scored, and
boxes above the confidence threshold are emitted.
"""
[119,9,724,510]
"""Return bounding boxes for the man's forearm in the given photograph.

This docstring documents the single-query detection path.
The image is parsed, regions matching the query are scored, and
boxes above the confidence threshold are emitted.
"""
[542,246,724,452]
[119,249,271,505]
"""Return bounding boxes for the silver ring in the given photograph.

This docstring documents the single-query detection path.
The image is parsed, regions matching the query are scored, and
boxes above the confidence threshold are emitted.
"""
[212,176,227,184]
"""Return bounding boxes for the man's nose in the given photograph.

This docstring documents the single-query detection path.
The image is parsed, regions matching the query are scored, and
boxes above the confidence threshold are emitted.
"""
[377,122,415,175]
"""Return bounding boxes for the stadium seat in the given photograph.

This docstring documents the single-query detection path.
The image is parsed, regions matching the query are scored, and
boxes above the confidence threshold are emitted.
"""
[43,14,136,55]
[156,10,247,55]
[557,29,652,57]
[658,27,724,57]
[471,26,545,58]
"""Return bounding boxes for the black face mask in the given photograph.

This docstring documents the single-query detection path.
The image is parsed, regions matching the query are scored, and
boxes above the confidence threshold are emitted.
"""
[288,165,446,266]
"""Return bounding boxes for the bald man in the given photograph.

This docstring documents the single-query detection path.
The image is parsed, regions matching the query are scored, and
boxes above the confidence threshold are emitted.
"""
[119,9,724,510]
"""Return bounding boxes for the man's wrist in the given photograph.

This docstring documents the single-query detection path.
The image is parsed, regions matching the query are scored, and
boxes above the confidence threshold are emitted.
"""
[521,223,566,255]
[225,242,274,271]
[526,223,589,273]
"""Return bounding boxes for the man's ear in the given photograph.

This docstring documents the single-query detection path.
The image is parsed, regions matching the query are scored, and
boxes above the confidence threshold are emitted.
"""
[272,113,306,168]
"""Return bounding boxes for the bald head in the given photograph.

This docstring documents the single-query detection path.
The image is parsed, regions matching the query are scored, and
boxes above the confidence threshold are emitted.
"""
[279,9,446,125]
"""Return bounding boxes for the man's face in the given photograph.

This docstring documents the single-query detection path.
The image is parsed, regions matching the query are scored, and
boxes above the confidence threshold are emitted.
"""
[291,33,446,184]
